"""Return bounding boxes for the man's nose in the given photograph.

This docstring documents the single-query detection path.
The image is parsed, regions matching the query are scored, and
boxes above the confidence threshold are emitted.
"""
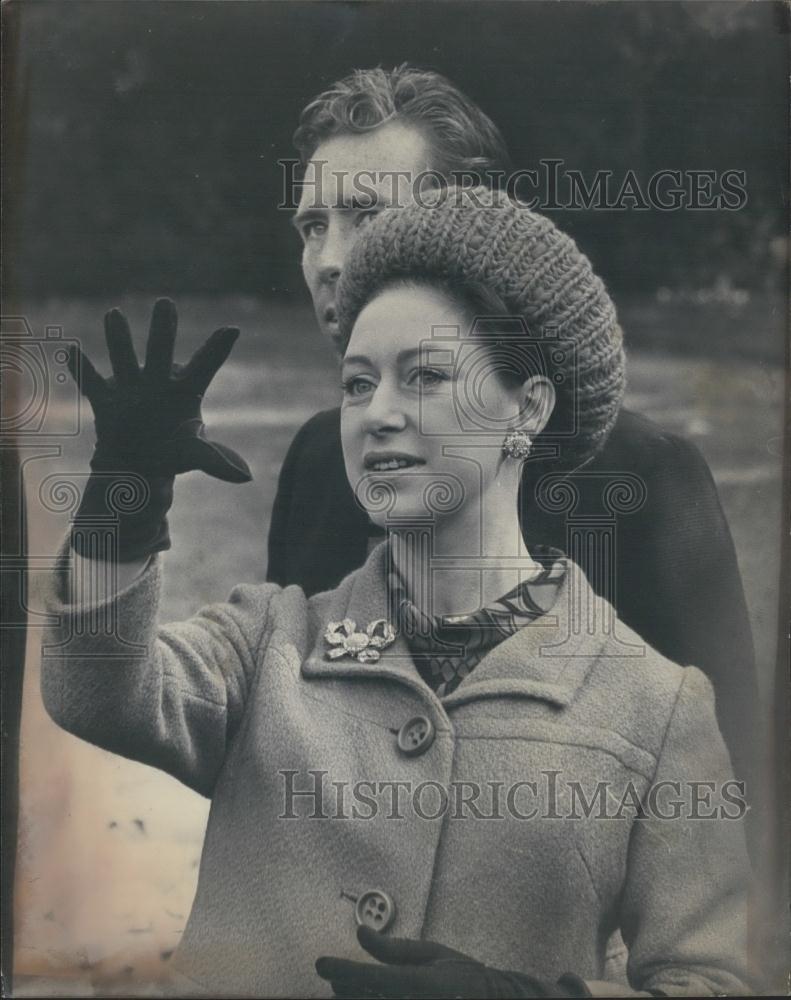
[316,223,347,285]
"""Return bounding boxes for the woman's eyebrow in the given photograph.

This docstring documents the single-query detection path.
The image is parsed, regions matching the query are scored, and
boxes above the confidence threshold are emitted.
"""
[341,354,372,369]
[396,348,424,364]
[342,348,425,371]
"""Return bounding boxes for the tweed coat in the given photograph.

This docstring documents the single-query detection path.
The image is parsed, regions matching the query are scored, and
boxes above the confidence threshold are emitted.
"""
[41,541,752,998]
[266,407,759,809]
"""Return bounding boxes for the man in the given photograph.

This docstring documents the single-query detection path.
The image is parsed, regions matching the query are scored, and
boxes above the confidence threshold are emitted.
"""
[267,64,758,799]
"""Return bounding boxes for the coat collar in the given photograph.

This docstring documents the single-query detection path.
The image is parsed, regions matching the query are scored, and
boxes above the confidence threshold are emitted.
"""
[302,541,607,710]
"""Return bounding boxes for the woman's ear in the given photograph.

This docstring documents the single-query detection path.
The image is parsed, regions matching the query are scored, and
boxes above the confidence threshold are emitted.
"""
[515,375,556,436]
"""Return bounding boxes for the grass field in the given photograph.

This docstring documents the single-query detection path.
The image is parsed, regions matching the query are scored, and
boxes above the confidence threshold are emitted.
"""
[11,293,786,995]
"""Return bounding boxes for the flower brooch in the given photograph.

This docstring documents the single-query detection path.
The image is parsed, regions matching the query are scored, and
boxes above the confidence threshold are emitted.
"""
[324,618,396,663]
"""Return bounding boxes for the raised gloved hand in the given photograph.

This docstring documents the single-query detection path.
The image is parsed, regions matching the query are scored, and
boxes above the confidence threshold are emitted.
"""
[316,925,592,998]
[68,297,252,561]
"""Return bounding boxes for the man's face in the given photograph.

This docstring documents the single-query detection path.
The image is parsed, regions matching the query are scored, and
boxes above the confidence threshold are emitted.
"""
[293,120,433,351]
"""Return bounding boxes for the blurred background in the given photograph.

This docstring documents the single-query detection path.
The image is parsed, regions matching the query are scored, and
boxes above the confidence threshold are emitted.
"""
[3,0,788,994]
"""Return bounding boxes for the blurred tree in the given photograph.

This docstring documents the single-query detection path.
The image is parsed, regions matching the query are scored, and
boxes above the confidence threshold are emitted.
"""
[4,0,787,299]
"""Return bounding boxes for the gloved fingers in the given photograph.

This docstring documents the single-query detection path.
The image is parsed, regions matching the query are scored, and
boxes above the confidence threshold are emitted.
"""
[314,961,378,998]
[104,308,141,384]
[554,973,592,998]
[67,345,107,403]
[316,957,454,998]
[329,985,378,999]
[356,925,460,966]
[315,957,398,996]
[325,980,378,999]
[176,434,253,483]
[181,326,241,395]
[143,298,178,381]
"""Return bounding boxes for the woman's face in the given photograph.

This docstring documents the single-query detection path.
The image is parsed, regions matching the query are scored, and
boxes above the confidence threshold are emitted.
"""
[340,283,532,529]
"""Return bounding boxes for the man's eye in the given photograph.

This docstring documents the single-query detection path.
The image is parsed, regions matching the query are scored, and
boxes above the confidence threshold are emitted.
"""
[341,376,376,398]
[300,220,326,240]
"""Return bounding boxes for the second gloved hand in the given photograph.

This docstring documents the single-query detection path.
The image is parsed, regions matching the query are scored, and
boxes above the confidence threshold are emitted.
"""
[315,925,592,998]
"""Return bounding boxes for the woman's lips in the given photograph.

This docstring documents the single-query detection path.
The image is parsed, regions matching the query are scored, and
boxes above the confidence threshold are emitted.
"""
[364,454,425,472]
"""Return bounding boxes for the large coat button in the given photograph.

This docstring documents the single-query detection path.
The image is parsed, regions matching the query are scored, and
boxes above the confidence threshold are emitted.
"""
[355,889,396,932]
[396,715,435,757]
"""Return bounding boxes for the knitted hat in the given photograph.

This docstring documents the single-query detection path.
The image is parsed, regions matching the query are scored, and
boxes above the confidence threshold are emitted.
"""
[336,186,625,468]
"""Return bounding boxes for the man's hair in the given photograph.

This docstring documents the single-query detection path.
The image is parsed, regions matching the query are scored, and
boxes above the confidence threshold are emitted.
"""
[293,64,513,182]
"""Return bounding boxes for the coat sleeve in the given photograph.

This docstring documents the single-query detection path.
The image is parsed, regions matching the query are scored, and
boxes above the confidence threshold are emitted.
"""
[618,666,754,996]
[40,544,279,798]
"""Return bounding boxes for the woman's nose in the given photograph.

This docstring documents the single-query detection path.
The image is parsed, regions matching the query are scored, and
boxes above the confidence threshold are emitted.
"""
[363,384,408,436]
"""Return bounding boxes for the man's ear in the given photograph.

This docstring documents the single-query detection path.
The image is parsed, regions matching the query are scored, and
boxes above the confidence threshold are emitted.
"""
[516,375,556,436]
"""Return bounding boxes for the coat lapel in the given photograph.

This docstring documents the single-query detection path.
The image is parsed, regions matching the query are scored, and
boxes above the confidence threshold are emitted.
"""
[301,542,433,696]
[302,542,608,710]
[446,559,612,708]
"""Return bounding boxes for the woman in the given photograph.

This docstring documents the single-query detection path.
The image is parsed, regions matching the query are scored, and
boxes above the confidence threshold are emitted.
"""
[42,189,752,997]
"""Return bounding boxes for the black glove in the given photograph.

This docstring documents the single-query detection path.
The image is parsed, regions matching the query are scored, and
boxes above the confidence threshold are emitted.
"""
[68,297,252,562]
[316,925,592,998]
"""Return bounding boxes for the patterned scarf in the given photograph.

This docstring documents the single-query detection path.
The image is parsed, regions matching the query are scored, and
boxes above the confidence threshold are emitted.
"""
[387,546,567,697]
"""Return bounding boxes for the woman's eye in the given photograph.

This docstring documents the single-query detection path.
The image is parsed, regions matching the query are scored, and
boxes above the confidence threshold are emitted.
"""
[410,368,450,389]
[341,376,376,398]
